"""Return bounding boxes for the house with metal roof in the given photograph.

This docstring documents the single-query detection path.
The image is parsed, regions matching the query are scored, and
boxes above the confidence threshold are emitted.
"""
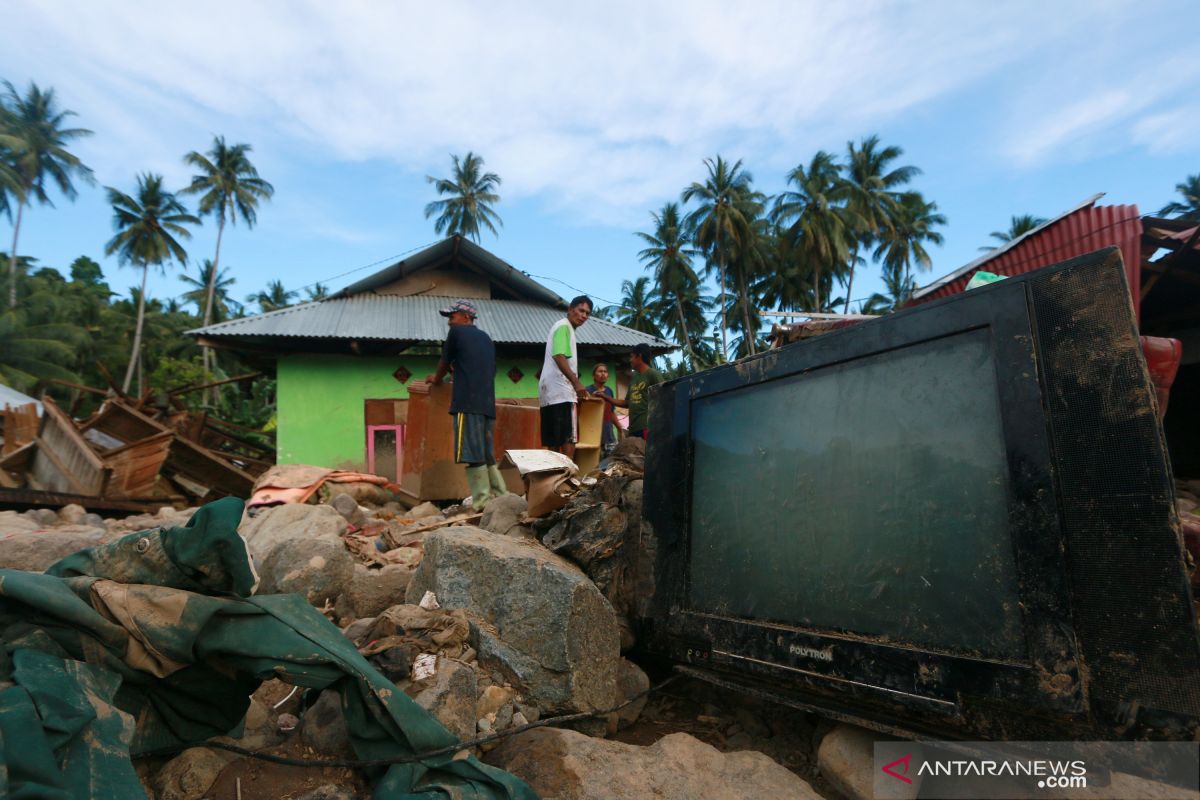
[190,236,673,473]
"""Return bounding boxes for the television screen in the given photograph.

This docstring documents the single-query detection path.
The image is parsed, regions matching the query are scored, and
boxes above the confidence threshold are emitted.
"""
[640,247,1200,741]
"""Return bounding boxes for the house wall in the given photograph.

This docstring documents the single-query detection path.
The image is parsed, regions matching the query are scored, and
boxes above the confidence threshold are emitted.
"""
[276,353,546,470]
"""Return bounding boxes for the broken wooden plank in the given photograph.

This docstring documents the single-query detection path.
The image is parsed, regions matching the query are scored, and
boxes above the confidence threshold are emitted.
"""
[103,430,174,497]
[79,399,168,444]
[32,398,109,495]
[0,487,164,513]
[1,402,39,457]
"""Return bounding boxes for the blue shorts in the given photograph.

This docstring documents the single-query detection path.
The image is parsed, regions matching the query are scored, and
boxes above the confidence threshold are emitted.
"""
[453,412,495,465]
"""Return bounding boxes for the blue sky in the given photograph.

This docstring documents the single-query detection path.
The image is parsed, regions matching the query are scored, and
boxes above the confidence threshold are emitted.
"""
[3,1,1198,322]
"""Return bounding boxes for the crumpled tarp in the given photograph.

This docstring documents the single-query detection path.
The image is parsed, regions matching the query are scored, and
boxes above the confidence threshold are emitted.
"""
[249,463,399,508]
[0,496,536,799]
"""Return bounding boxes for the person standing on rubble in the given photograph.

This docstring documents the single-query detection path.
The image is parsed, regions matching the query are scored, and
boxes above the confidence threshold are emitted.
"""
[594,343,662,439]
[538,295,592,459]
[428,299,508,509]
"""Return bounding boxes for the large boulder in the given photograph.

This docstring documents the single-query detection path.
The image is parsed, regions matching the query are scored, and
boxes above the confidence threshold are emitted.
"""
[406,526,619,714]
[238,503,346,561]
[258,537,354,605]
[0,525,109,571]
[485,728,822,800]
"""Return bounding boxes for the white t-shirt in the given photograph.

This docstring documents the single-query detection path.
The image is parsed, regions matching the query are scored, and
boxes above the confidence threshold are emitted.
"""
[539,318,578,407]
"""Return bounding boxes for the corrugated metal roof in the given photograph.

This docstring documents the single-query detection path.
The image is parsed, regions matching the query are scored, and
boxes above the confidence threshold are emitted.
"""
[910,195,1143,318]
[189,295,673,349]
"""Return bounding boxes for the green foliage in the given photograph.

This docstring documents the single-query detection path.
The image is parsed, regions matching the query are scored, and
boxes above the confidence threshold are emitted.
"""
[981,214,1045,251]
[1158,174,1200,222]
[425,152,502,242]
[246,279,297,313]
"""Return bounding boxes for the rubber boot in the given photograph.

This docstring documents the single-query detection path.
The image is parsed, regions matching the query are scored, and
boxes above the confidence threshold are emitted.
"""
[465,465,491,511]
[486,464,510,499]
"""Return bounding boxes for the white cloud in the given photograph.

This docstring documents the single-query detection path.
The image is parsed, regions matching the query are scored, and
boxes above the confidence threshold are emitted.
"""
[3,0,1194,226]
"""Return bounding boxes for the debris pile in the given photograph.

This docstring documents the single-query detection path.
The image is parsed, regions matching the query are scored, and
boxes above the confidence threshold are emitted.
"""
[0,391,268,511]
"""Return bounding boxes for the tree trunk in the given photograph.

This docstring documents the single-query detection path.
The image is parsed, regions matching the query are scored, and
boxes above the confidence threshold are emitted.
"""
[202,211,226,407]
[674,294,694,367]
[717,251,729,361]
[736,272,756,356]
[8,199,25,309]
[122,264,149,394]
[813,263,823,313]
[843,244,857,315]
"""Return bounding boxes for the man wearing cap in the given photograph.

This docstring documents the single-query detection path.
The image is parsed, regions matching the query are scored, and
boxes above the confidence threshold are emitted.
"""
[538,295,593,459]
[429,299,507,509]
[593,343,662,439]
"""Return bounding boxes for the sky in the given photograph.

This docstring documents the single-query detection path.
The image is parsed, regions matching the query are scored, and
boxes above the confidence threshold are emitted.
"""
[3,0,1198,323]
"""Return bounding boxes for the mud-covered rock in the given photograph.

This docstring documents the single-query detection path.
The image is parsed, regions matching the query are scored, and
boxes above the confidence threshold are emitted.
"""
[480,494,530,537]
[486,728,822,800]
[258,537,354,605]
[0,525,108,571]
[613,658,649,730]
[408,501,442,520]
[152,747,236,800]
[346,563,414,617]
[406,526,619,714]
[409,657,478,742]
[238,503,346,561]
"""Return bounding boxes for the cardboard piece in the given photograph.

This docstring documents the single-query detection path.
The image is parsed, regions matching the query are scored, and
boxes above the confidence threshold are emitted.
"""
[502,449,581,517]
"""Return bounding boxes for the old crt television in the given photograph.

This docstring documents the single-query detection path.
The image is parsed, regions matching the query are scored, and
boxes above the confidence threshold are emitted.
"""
[640,248,1200,740]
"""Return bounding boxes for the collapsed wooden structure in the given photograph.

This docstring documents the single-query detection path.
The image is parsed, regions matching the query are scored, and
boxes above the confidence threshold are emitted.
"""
[0,391,272,511]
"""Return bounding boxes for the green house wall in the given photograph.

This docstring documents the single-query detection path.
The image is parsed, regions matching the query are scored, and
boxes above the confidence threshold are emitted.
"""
[276,353,546,469]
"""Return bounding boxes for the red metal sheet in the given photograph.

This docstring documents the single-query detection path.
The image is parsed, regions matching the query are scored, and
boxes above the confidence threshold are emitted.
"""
[912,204,1144,320]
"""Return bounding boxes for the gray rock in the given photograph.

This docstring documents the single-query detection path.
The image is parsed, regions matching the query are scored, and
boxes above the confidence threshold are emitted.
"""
[406,526,620,714]
[330,493,362,523]
[486,728,822,800]
[238,503,347,561]
[215,697,283,751]
[80,512,106,529]
[342,616,376,644]
[818,723,916,800]
[0,525,108,571]
[408,501,442,520]
[58,503,87,524]
[258,537,354,606]
[0,510,43,536]
[410,657,478,742]
[346,563,414,617]
[494,702,514,731]
[32,508,59,526]
[613,658,649,730]
[300,689,353,757]
[480,494,529,536]
[515,702,540,724]
[152,747,236,800]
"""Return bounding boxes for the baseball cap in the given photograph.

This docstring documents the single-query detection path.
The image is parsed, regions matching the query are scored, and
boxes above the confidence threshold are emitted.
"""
[439,299,478,318]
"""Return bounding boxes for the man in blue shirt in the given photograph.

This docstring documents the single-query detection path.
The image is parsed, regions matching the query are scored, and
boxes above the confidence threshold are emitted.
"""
[429,299,507,509]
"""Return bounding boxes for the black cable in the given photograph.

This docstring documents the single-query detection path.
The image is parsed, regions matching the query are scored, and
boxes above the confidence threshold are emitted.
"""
[137,673,682,769]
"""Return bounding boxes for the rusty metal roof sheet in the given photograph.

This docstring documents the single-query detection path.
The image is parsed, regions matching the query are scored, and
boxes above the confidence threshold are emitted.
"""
[189,295,673,351]
[911,194,1144,317]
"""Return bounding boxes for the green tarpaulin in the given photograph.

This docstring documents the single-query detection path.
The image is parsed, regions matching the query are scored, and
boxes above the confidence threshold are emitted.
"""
[0,496,536,799]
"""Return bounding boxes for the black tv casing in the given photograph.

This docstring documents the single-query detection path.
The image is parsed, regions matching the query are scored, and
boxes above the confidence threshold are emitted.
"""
[640,248,1200,740]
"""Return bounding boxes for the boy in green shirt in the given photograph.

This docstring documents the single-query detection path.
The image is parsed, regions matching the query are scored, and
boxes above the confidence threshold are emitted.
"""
[594,343,662,439]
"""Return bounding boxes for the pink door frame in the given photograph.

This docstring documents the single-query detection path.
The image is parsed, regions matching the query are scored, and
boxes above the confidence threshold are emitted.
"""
[366,424,406,480]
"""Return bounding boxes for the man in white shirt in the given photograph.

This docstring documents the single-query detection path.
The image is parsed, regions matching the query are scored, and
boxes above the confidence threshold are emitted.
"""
[538,295,592,458]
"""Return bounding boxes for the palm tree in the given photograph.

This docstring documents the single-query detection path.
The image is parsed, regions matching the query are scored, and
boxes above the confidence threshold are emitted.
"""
[424,152,502,241]
[0,309,80,390]
[104,173,199,393]
[772,151,858,314]
[180,260,240,321]
[874,192,946,290]
[843,136,919,313]
[682,156,756,359]
[609,277,663,337]
[247,279,297,313]
[181,136,274,395]
[861,263,917,314]
[981,214,1045,250]
[304,282,330,301]
[1159,174,1200,222]
[637,202,701,362]
[2,81,94,309]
